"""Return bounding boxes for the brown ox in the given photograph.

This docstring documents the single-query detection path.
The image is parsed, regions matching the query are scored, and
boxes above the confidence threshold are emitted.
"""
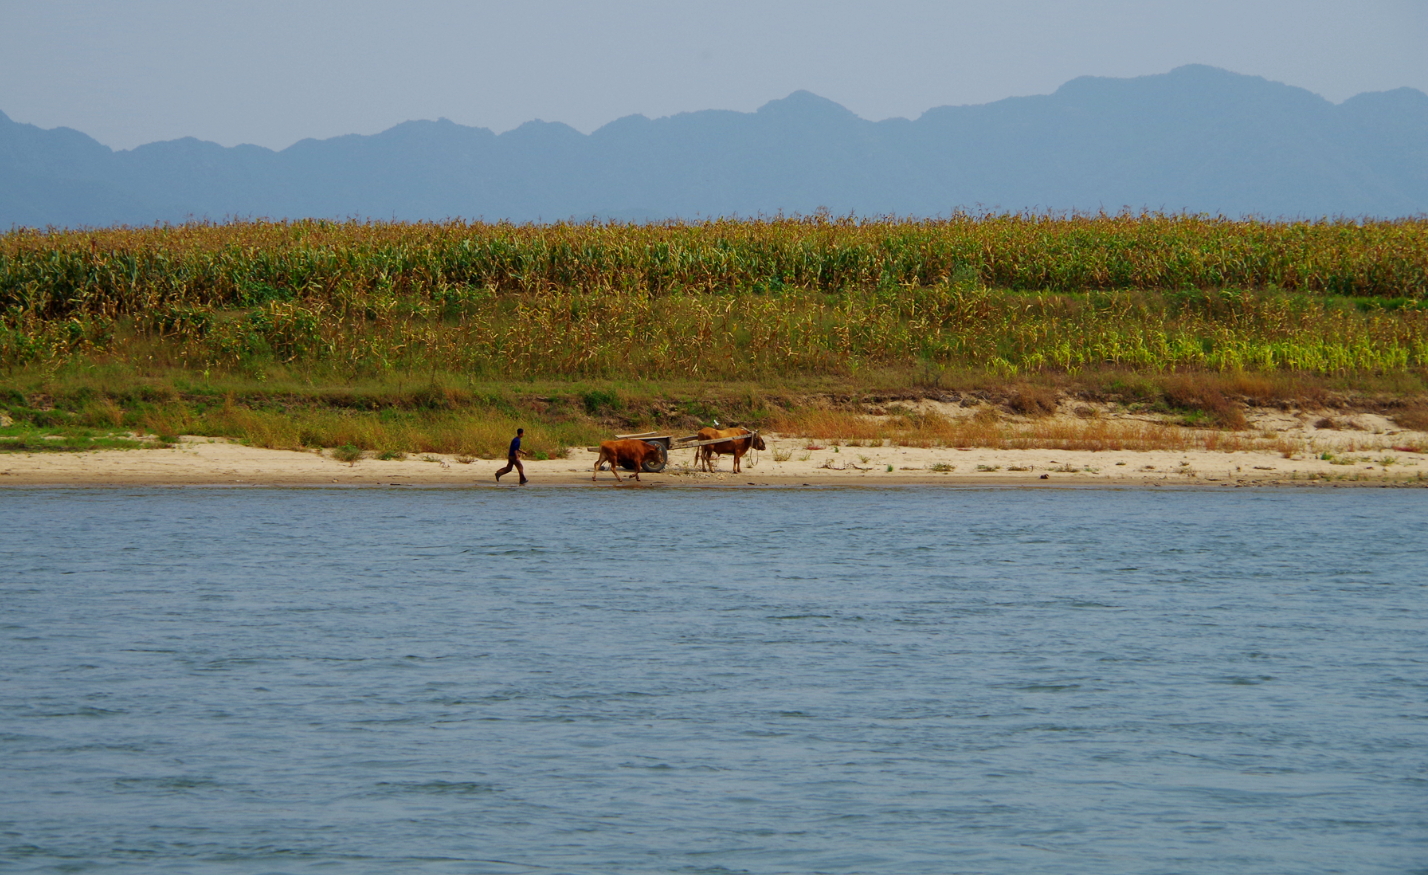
[694,427,766,473]
[592,439,664,482]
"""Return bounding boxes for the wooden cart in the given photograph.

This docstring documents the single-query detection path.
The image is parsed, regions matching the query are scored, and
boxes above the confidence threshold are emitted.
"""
[589,430,762,473]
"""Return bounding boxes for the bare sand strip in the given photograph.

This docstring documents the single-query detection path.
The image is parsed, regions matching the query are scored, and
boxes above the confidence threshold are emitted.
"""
[2,429,1425,488]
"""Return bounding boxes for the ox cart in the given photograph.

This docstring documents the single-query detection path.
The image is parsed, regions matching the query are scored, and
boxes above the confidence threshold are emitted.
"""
[588,430,762,473]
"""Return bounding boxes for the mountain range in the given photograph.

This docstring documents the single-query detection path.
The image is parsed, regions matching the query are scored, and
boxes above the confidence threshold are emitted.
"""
[3,64,1426,228]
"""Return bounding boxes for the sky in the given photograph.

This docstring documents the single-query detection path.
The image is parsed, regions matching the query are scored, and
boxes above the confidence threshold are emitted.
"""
[2,0,1426,152]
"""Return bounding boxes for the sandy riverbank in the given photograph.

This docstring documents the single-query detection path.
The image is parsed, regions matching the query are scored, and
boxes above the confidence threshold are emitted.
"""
[3,414,1425,488]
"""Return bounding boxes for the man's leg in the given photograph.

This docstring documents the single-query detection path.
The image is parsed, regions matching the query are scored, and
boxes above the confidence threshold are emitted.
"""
[515,458,527,484]
[496,456,514,481]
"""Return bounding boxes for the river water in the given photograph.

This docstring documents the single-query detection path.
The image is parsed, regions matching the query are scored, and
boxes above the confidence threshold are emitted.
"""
[2,487,1425,874]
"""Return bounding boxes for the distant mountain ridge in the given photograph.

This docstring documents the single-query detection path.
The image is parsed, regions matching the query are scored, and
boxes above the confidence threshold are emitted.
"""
[3,65,1426,227]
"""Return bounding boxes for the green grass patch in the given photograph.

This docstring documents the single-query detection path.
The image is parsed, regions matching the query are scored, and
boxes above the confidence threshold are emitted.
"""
[0,421,152,452]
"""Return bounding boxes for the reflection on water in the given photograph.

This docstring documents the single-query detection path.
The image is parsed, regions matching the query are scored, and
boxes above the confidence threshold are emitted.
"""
[2,487,1425,874]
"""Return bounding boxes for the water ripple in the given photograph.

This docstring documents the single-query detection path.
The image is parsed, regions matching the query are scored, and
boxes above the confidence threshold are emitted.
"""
[1,487,1425,874]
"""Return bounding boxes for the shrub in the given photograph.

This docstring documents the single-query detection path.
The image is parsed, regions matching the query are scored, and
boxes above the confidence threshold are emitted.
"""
[581,389,622,416]
[333,444,362,464]
[1392,407,1428,431]
[1162,375,1247,430]
[1009,386,1058,417]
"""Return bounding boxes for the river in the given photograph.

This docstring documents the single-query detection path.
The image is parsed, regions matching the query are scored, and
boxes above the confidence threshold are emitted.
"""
[3,487,1425,873]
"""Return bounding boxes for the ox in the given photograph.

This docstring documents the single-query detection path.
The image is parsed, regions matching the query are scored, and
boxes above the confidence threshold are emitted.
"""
[694,427,766,473]
[592,439,664,482]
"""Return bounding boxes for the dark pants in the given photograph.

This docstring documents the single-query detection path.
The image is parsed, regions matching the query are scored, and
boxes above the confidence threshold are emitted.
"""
[496,454,526,483]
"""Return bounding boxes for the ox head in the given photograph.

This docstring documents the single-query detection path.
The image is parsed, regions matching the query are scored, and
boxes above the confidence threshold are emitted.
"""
[751,433,767,451]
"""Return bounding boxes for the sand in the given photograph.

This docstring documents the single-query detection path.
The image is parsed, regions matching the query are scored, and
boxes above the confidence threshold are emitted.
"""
[2,407,1424,488]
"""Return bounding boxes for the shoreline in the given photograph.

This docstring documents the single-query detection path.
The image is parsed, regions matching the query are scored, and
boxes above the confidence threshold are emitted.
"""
[3,434,1424,489]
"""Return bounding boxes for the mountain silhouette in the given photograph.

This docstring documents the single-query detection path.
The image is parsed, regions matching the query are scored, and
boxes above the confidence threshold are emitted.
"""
[3,65,1426,227]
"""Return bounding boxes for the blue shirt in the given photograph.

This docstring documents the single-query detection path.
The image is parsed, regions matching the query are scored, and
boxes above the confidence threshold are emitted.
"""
[508,436,521,457]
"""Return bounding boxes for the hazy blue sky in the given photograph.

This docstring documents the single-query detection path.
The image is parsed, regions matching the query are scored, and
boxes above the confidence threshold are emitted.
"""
[3,0,1426,151]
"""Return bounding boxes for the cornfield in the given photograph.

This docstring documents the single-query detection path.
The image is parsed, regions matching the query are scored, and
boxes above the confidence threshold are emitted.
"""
[3,214,1427,378]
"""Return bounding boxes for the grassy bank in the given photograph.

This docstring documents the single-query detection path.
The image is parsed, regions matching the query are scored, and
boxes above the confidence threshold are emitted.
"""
[3,365,1426,458]
[3,216,1427,454]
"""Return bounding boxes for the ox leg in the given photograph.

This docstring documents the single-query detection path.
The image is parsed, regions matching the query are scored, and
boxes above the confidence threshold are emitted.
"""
[594,452,620,482]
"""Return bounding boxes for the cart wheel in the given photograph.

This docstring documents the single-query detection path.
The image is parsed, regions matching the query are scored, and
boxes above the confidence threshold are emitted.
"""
[641,441,668,473]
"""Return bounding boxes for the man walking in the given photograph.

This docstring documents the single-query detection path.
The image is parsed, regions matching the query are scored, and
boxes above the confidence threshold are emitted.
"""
[495,428,531,485]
